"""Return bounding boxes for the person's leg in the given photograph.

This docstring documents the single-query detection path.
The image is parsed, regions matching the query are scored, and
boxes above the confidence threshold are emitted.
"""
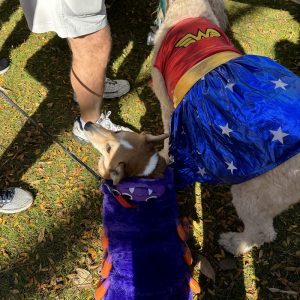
[19,0,131,143]
[68,25,112,122]
[70,25,132,142]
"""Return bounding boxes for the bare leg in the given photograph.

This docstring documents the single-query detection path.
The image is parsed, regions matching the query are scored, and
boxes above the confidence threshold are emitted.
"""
[68,26,112,122]
[151,67,174,160]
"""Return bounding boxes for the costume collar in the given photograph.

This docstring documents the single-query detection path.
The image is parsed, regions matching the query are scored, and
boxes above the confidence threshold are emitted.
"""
[102,167,174,203]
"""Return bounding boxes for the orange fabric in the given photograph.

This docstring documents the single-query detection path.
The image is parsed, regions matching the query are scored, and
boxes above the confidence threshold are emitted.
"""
[101,231,109,252]
[189,278,201,294]
[183,246,193,266]
[177,223,188,241]
[94,279,110,300]
[101,255,112,279]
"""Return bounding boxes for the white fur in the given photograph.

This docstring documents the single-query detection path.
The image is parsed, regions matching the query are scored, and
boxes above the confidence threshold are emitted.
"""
[120,139,134,149]
[151,0,300,256]
[139,153,159,177]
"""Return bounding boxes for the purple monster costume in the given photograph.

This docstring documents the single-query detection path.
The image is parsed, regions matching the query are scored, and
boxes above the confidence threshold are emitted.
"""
[95,168,199,300]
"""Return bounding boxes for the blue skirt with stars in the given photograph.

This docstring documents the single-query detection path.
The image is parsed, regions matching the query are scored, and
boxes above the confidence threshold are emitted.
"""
[169,54,300,189]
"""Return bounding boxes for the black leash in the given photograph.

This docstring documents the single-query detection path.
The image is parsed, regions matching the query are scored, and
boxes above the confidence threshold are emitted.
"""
[0,88,102,182]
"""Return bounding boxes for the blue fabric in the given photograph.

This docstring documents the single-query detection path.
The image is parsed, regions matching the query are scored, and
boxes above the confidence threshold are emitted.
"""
[169,55,300,189]
[101,168,192,300]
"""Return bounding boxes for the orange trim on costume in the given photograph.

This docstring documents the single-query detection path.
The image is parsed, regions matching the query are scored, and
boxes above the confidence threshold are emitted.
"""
[101,254,112,279]
[101,231,109,252]
[189,278,201,294]
[183,246,193,266]
[95,279,110,300]
[177,223,188,241]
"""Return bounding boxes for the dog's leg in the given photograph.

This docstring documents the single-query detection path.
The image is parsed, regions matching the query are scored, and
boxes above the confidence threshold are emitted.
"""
[219,184,277,256]
[152,67,174,161]
[219,218,276,256]
[219,155,300,256]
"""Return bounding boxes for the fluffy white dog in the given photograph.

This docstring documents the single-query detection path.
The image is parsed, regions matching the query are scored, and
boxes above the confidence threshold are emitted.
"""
[151,0,300,256]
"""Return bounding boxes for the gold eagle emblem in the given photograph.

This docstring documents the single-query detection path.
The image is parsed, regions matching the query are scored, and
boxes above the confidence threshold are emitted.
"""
[175,28,221,48]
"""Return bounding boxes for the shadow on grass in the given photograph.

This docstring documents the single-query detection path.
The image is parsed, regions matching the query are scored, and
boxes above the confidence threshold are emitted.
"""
[230,0,300,73]
[0,1,31,60]
[0,186,103,299]
[100,0,158,131]
[0,33,74,188]
[226,4,258,54]
[273,1,299,75]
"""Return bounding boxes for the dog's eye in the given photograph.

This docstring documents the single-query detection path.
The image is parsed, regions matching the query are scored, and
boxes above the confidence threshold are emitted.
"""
[106,144,111,153]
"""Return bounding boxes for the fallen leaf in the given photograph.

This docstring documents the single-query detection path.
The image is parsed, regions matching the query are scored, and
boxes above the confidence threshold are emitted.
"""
[198,255,215,282]
[88,247,98,261]
[72,268,93,289]
[38,228,45,243]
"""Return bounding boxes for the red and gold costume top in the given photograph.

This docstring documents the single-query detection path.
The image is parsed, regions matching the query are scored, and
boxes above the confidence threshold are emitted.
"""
[154,17,240,100]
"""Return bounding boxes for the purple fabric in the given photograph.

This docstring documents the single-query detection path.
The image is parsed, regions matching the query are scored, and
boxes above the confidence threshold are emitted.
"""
[100,168,192,300]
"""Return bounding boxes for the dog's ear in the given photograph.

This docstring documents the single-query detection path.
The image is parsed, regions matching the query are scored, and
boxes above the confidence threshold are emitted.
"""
[110,163,125,185]
[144,133,169,143]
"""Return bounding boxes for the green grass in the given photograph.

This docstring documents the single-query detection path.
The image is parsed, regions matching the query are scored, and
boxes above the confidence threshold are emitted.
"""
[0,0,299,299]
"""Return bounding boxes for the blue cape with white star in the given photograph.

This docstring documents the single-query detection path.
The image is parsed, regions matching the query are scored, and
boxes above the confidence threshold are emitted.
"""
[169,54,300,189]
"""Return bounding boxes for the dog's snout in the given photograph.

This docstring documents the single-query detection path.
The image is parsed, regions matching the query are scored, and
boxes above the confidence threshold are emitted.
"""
[84,122,94,131]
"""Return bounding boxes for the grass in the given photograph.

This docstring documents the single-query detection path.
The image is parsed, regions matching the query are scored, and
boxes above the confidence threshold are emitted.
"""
[0,0,299,299]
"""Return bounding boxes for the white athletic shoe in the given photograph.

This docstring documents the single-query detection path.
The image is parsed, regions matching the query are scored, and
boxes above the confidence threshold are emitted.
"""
[73,77,130,102]
[103,78,130,99]
[0,188,33,214]
[72,111,132,143]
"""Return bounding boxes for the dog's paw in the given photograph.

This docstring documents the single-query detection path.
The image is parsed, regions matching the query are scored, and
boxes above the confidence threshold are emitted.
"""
[219,232,254,256]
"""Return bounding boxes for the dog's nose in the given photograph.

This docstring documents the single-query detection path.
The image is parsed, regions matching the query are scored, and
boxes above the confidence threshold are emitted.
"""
[84,122,93,131]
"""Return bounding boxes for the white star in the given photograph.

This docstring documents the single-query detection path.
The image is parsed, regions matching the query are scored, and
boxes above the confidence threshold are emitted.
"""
[181,127,186,135]
[196,150,201,155]
[225,82,235,92]
[219,123,233,137]
[197,167,206,176]
[169,155,175,163]
[226,161,237,174]
[201,76,205,80]
[271,79,288,90]
[270,127,289,144]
